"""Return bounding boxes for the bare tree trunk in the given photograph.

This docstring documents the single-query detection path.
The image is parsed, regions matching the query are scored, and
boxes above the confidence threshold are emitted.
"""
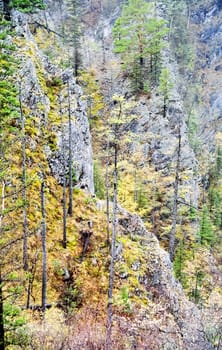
[187,4,190,29]
[58,0,65,40]
[26,250,39,309]
[163,96,167,118]
[133,167,138,202]
[19,84,28,271]
[106,142,118,350]
[0,270,4,350]
[0,182,5,350]
[73,47,80,77]
[169,126,181,261]
[59,95,67,248]
[62,171,67,248]
[102,32,106,66]
[139,46,144,91]
[67,80,73,216]
[0,182,5,230]
[41,174,47,312]
[168,15,174,41]
[105,140,110,245]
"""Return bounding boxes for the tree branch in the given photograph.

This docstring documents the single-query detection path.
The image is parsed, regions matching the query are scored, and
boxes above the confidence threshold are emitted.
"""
[28,21,64,38]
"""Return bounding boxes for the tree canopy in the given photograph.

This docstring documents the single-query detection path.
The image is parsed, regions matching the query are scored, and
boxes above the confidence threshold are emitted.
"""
[9,0,45,13]
[113,0,168,91]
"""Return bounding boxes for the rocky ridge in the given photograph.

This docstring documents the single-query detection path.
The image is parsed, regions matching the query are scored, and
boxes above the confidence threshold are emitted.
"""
[115,207,213,349]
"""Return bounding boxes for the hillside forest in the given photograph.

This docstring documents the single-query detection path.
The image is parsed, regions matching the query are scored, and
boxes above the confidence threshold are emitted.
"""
[0,0,222,349]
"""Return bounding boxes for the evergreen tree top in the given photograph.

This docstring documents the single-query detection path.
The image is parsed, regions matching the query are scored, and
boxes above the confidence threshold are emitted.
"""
[9,0,45,13]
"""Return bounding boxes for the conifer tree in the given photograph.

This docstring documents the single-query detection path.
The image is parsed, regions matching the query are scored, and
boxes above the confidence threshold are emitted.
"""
[65,0,82,76]
[216,146,222,178]
[159,67,173,117]
[199,205,215,246]
[164,0,194,72]
[0,180,26,350]
[0,95,26,350]
[0,17,21,349]
[2,0,10,19]
[9,0,45,13]
[113,0,168,91]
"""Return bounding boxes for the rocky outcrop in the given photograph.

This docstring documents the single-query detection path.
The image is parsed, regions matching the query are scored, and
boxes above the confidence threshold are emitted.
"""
[12,9,94,194]
[191,0,222,149]
[116,208,213,350]
[49,72,94,193]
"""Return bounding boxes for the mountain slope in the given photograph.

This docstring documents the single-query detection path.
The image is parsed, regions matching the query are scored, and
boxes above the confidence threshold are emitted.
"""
[0,0,222,349]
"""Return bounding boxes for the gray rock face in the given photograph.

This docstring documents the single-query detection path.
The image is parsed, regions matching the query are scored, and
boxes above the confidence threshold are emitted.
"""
[12,8,94,194]
[190,0,222,151]
[49,72,94,193]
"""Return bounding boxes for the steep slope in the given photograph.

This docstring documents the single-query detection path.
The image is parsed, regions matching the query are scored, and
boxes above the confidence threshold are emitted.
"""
[0,0,222,349]
[26,205,213,349]
[12,10,94,193]
[191,0,222,149]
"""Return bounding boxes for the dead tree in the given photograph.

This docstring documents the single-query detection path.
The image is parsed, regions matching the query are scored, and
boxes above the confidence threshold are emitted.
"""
[19,83,28,271]
[169,124,181,261]
[41,173,47,313]
[59,94,67,248]
[106,100,122,349]
[67,79,73,216]
[0,268,4,350]
[105,139,110,246]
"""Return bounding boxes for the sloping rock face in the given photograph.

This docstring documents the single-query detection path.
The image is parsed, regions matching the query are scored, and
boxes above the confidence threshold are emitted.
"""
[12,8,94,194]
[116,208,213,350]
[48,75,95,193]
[191,0,222,149]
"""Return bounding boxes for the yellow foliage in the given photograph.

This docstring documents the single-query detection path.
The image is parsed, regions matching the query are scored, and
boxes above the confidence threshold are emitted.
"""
[79,69,105,125]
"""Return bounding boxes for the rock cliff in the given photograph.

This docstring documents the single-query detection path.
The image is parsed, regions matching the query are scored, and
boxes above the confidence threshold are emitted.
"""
[12,7,94,194]
[191,0,222,150]
[114,207,213,349]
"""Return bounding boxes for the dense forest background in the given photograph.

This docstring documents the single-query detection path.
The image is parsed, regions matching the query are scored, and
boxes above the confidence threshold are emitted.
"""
[0,0,222,349]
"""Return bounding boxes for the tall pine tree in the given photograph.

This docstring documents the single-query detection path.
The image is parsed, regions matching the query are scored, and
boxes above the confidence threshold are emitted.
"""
[113,0,168,91]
